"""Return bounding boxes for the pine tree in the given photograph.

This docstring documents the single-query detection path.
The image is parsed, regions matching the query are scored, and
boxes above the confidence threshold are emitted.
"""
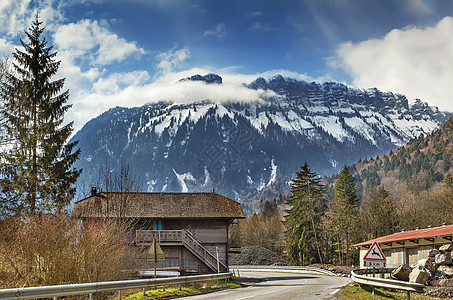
[0,15,80,214]
[284,161,325,265]
[328,165,360,265]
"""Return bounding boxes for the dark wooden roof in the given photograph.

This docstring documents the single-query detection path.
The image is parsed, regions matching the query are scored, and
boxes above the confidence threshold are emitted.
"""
[73,192,245,219]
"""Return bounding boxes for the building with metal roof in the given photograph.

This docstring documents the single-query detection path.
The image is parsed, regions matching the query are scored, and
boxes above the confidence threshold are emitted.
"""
[352,224,453,268]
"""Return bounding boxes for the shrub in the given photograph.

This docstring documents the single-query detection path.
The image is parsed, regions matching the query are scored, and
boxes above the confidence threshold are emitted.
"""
[0,213,130,288]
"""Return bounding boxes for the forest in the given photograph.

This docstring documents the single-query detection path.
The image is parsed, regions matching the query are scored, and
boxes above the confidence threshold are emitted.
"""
[231,118,453,266]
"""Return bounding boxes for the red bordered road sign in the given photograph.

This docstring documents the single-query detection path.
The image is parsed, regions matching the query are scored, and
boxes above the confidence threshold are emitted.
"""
[363,241,386,268]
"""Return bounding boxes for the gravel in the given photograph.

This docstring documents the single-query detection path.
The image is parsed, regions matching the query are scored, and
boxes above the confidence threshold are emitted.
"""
[424,286,453,298]
[229,246,291,266]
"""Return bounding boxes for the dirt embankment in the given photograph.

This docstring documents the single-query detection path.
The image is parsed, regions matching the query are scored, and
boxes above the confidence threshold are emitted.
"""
[229,246,291,266]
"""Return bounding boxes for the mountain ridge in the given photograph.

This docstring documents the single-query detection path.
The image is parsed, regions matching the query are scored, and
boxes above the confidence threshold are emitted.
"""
[71,74,450,213]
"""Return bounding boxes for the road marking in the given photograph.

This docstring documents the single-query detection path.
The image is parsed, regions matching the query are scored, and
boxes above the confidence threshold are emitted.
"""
[330,288,340,295]
[235,296,254,300]
[235,291,273,300]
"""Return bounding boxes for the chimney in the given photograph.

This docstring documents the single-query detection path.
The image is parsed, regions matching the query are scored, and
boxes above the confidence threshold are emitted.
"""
[91,187,97,197]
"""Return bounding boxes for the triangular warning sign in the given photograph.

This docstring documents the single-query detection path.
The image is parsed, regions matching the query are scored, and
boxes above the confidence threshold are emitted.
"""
[147,239,165,263]
[363,241,386,261]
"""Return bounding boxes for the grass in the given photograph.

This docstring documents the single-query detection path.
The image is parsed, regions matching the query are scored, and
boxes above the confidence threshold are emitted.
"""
[112,280,244,300]
[340,285,442,300]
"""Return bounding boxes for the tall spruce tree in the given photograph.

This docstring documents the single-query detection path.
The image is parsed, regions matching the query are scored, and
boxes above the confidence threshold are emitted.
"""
[284,161,325,265]
[0,15,81,214]
[328,165,359,265]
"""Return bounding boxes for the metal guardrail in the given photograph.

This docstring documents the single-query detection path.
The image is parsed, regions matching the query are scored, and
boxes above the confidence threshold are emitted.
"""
[229,265,336,276]
[0,272,233,300]
[351,269,425,293]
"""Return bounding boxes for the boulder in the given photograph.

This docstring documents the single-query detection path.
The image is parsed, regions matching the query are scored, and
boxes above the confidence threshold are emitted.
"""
[439,244,453,252]
[435,252,452,265]
[418,258,438,273]
[437,265,453,277]
[428,249,439,262]
[437,279,453,287]
[409,266,430,284]
[392,264,412,281]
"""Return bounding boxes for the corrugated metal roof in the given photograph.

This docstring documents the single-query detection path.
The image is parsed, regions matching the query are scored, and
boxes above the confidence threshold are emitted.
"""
[353,224,453,247]
[73,192,245,219]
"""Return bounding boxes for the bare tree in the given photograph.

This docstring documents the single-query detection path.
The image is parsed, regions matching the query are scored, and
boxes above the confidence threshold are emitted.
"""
[94,161,143,233]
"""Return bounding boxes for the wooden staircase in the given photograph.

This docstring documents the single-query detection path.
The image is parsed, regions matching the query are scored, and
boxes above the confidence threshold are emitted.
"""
[135,229,227,273]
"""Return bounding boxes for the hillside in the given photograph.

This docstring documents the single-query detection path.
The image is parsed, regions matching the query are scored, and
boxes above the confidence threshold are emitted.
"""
[71,74,450,213]
[351,115,453,195]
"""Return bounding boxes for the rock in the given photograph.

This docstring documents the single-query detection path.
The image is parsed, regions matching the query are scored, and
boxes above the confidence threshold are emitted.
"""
[435,252,452,265]
[439,244,453,252]
[428,249,439,262]
[429,249,440,257]
[433,271,449,280]
[392,264,412,281]
[418,258,438,273]
[409,266,430,284]
[437,279,453,287]
[437,265,453,277]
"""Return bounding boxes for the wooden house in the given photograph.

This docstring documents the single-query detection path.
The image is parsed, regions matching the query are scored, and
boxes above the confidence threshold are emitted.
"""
[73,190,245,274]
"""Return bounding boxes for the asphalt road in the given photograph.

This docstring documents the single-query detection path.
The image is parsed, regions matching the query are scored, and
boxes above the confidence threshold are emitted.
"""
[182,271,351,300]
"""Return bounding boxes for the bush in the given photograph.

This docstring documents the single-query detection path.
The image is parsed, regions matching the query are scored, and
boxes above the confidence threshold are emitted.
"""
[0,213,130,288]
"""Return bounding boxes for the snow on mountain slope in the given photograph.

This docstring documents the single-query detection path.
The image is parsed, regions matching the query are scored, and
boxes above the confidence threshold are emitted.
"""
[71,74,450,213]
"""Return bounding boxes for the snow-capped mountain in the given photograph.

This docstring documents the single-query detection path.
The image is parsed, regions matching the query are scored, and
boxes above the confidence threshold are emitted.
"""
[71,74,450,213]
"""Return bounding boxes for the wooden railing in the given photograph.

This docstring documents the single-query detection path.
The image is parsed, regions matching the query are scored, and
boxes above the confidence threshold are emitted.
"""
[135,230,227,273]
[136,230,183,244]
[181,230,228,273]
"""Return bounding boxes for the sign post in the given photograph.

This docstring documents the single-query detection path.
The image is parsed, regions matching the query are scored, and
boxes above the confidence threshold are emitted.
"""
[363,241,386,296]
[363,240,386,268]
[147,239,165,278]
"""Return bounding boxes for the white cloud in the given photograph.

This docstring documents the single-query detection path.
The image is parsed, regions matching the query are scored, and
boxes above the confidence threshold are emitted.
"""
[67,65,326,133]
[156,47,190,77]
[0,0,65,37]
[0,0,31,36]
[53,19,145,66]
[92,70,151,94]
[246,11,263,18]
[249,22,273,32]
[0,38,16,57]
[203,23,227,40]
[332,16,453,112]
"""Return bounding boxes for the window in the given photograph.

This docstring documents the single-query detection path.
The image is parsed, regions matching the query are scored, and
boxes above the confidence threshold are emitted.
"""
[152,220,163,230]
[393,248,402,265]
[419,245,432,259]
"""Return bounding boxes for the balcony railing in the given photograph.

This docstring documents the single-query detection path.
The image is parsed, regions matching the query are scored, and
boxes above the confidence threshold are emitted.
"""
[136,230,183,244]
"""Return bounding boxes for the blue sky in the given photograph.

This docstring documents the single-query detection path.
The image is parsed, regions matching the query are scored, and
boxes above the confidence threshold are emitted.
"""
[2,0,453,132]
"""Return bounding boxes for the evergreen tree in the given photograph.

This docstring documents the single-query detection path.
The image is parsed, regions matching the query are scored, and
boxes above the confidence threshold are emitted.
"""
[328,165,359,265]
[0,15,80,214]
[284,161,325,265]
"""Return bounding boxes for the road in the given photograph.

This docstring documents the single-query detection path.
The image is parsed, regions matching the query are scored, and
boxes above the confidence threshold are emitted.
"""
[183,271,351,300]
